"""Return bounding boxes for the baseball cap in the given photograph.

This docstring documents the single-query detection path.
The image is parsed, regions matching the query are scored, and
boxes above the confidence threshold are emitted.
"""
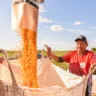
[75,35,87,43]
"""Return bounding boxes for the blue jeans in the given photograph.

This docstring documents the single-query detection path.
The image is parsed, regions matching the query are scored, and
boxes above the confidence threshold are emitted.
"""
[85,74,92,96]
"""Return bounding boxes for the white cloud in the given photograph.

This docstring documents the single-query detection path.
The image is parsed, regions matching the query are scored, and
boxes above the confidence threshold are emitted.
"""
[39,5,47,13]
[39,16,53,23]
[50,25,64,32]
[73,21,83,25]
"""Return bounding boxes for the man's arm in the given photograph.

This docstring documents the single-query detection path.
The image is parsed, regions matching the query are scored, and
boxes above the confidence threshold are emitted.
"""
[46,45,64,62]
[49,53,64,62]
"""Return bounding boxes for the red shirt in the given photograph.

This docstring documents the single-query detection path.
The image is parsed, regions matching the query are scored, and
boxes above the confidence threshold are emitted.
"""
[62,50,96,76]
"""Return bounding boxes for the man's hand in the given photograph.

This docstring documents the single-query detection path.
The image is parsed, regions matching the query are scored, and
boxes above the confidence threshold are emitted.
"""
[89,63,96,74]
[45,45,52,58]
[45,45,59,61]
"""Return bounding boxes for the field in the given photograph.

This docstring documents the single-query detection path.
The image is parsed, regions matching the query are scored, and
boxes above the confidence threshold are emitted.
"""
[0,49,96,71]
[0,50,69,70]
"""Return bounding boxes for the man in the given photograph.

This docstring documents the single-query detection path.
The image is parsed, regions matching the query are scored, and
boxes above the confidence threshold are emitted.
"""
[46,35,96,96]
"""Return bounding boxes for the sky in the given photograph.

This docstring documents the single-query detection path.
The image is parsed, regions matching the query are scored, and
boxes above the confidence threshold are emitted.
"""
[0,0,96,51]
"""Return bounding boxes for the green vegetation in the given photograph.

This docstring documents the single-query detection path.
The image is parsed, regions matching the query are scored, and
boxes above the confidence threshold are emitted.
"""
[38,49,96,70]
[0,50,18,58]
[92,48,96,53]
[51,51,69,70]
[37,50,70,70]
[1,48,96,71]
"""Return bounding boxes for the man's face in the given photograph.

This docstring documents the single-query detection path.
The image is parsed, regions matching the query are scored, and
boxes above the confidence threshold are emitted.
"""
[76,40,88,54]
